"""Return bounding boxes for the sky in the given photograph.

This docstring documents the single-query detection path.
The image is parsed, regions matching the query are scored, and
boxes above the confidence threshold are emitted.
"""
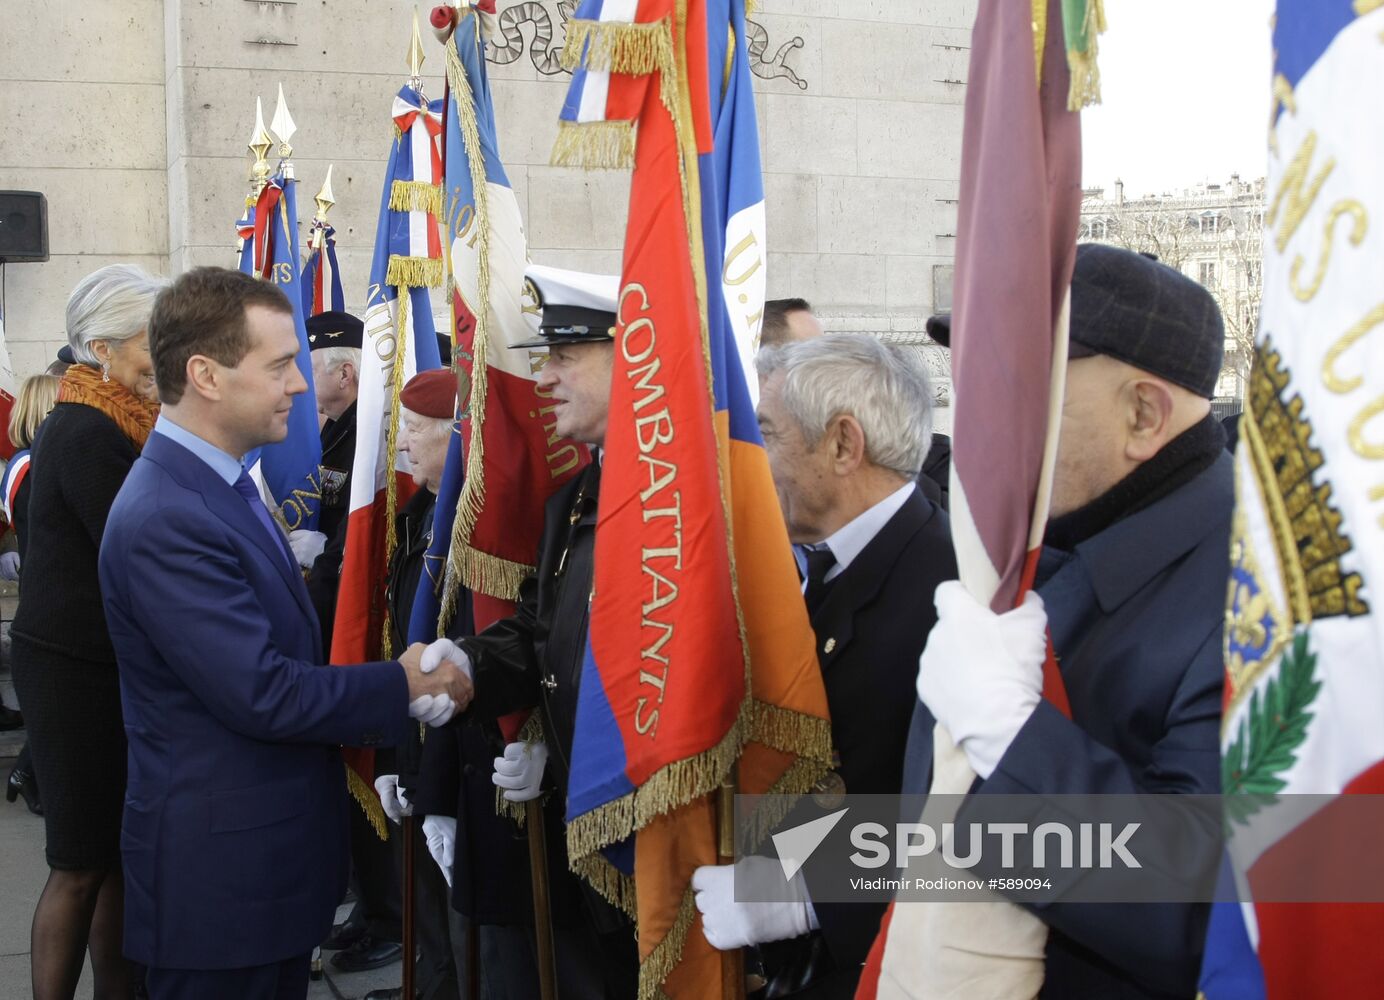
[1081,0,1276,199]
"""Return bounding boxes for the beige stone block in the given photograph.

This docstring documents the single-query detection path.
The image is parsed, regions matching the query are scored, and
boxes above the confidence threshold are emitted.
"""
[885,255,933,310]
[0,169,166,257]
[0,0,165,84]
[763,94,856,176]
[783,253,885,309]
[1,254,170,359]
[754,1,843,17]
[10,340,66,381]
[524,166,629,251]
[820,20,969,104]
[818,176,957,255]
[492,79,576,167]
[856,100,962,179]
[848,0,977,28]
[744,14,822,98]
[763,172,818,254]
[3,82,166,170]
[528,248,624,277]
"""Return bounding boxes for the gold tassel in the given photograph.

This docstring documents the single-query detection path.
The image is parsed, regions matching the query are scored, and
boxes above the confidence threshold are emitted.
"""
[638,888,699,1000]
[1066,0,1107,110]
[345,762,390,841]
[560,17,676,77]
[571,852,638,920]
[750,699,833,757]
[389,179,444,217]
[386,254,444,289]
[550,119,638,170]
[493,715,548,825]
[445,540,534,608]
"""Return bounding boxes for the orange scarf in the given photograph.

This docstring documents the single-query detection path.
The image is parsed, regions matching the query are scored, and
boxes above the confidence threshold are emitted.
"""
[58,363,160,450]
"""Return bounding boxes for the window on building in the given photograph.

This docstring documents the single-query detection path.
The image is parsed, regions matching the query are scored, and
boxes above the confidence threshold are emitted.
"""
[1201,212,1221,234]
[1199,262,1218,286]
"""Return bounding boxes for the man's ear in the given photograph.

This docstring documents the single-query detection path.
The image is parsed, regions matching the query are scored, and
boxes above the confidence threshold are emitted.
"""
[184,355,222,402]
[1125,378,1176,463]
[826,413,868,475]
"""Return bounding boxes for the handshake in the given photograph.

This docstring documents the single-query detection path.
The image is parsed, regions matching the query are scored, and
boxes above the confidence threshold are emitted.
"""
[400,638,474,727]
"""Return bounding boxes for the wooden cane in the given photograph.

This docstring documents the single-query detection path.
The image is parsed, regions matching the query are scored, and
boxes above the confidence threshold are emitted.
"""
[718,772,746,1000]
[402,814,416,1000]
[526,799,560,1000]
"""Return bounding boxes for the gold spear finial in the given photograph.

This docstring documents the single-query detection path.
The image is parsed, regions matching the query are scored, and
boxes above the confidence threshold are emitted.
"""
[270,83,297,177]
[248,97,274,195]
[315,165,336,220]
[408,7,427,83]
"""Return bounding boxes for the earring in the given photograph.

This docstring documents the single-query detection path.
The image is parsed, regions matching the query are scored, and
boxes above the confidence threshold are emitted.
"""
[101,361,110,383]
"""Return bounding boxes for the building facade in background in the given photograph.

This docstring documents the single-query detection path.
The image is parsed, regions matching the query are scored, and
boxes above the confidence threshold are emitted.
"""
[0,0,968,423]
[1079,175,1266,406]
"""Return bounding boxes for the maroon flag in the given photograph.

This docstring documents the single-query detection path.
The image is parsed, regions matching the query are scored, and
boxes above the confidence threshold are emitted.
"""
[857,0,1088,995]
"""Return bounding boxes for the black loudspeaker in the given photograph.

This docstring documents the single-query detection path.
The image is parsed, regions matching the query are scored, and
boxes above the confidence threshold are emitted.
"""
[0,192,49,263]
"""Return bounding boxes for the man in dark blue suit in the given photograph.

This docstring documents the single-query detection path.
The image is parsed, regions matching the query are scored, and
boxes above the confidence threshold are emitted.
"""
[904,246,1231,997]
[99,268,473,1000]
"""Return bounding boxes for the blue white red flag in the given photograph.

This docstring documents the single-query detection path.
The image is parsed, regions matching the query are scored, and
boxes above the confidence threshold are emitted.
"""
[249,171,323,532]
[331,80,444,835]
[1199,4,1384,997]
[302,223,345,316]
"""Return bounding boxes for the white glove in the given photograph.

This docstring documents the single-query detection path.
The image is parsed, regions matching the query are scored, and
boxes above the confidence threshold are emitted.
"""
[0,551,19,581]
[692,856,818,950]
[492,741,548,803]
[916,581,1048,780]
[421,637,473,681]
[374,774,413,823]
[287,529,328,569]
[408,693,457,727]
[421,815,457,887]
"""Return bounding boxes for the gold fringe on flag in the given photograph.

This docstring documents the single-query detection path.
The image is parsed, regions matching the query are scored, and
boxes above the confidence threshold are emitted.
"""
[346,761,389,840]
[494,714,547,825]
[447,540,533,606]
[1031,0,1048,90]
[641,889,700,1000]
[389,179,444,217]
[439,35,500,612]
[386,254,444,289]
[559,17,676,77]
[571,852,637,920]
[1066,0,1107,110]
[379,292,413,658]
[550,119,638,170]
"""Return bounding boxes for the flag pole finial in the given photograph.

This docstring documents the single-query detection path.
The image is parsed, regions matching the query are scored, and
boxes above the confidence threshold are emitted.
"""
[408,8,427,85]
[248,97,274,196]
[270,83,298,178]
[310,165,336,250]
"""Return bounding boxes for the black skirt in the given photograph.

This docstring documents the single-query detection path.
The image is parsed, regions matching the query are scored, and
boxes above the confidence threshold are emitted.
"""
[10,636,126,870]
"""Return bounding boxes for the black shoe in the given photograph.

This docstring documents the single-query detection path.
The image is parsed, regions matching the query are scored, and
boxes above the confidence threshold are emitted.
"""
[0,706,23,731]
[5,765,41,815]
[330,935,403,973]
[321,911,367,951]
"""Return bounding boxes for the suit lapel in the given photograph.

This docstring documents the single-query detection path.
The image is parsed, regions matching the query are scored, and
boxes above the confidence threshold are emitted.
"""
[811,490,936,670]
[142,434,317,625]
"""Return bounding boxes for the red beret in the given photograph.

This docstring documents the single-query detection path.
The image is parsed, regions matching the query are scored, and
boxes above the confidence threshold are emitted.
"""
[399,368,457,420]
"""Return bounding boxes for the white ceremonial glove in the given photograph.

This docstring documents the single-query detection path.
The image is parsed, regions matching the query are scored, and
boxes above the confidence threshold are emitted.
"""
[421,815,457,888]
[692,856,818,951]
[374,774,413,823]
[0,551,20,581]
[916,580,1049,780]
[287,529,328,569]
[492,741,549,803]
[408,693,457,728]
[421,637,473,681]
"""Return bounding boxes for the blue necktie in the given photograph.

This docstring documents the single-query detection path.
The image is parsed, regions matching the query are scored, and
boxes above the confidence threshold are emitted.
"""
[232,469,295,571]
[802,543,837,615]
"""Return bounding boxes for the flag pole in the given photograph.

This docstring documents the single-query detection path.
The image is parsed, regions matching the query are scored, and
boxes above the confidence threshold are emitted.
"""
[525,799,560,1000]
[402,814,417,999]
[718,769,745,1000]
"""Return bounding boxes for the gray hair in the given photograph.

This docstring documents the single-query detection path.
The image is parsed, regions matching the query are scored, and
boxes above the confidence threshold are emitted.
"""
[65,264,167,367]
[756,333,932,478]
[315,346,362,378]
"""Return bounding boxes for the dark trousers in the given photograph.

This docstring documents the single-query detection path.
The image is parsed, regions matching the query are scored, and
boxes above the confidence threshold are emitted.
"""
[348,751,403,942]
[145,953,310,1000]
[405,818,460,999]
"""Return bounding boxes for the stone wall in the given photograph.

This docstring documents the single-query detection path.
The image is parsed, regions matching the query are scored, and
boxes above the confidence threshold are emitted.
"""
[1,0,965,420]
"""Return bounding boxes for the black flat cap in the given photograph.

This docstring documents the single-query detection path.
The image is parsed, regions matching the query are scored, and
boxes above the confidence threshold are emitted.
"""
[306,310,364,351]
[925,244,1224,398]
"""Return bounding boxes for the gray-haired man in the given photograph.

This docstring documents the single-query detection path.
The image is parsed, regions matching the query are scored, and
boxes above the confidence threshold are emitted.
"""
[692,333,958,997]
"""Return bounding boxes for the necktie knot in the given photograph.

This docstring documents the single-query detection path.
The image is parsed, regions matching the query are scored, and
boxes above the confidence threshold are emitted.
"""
[232,469,261,502]
[803,544,837,615]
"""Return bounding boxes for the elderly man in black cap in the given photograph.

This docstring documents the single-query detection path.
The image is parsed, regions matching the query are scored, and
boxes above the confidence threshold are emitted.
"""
[904,244,1231,998]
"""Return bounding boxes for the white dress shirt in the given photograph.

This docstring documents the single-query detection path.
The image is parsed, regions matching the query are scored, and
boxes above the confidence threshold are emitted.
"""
[800,481,917,587]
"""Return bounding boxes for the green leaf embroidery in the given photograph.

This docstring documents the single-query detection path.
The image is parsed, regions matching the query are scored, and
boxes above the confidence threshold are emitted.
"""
[1222,630,1321,827]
